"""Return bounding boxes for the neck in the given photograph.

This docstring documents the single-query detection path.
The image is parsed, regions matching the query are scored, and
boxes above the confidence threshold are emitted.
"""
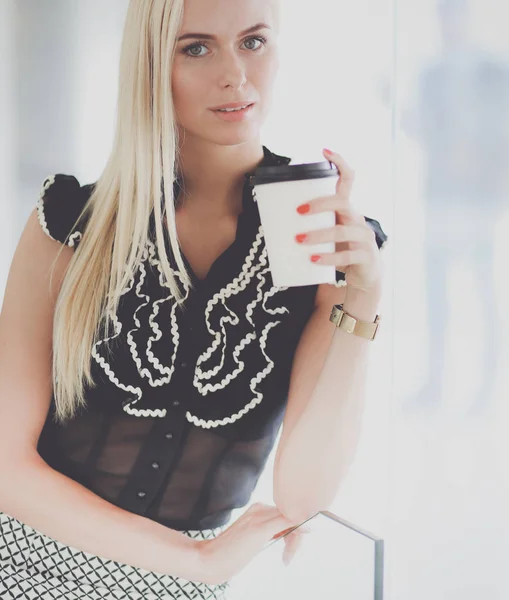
[176,137,265,218]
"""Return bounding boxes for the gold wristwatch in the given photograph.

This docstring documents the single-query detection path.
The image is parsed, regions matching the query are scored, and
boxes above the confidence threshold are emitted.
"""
[329,304,381,341]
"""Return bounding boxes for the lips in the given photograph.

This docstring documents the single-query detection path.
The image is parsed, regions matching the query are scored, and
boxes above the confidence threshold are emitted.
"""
[215,105,253,113]
[210,103,255,122]
[211,101,255,111]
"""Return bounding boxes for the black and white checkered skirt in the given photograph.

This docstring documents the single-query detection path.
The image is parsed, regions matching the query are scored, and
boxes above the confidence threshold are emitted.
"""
[0,511,231,599]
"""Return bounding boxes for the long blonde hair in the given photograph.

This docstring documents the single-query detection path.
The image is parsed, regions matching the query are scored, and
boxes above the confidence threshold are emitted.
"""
[49,0,193,424]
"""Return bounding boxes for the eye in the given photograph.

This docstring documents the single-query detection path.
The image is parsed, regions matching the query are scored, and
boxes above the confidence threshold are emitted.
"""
[182,42,208,58]
[242,36,267,51]
[181,35,267,58]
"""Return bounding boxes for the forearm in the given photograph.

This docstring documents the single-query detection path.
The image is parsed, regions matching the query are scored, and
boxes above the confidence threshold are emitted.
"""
[273,286,382,522]
[0,453,207,582]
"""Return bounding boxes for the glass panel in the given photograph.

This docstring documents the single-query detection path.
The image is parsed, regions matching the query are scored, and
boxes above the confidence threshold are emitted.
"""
[225,511,384,600]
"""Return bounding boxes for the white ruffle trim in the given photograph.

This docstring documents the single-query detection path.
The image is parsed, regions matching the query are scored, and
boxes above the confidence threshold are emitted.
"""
[91,230,292,429]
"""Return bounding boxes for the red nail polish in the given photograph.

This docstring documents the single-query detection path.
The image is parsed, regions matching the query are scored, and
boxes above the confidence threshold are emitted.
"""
[297,204,310,214]
[295,234,307,243]
[324,148,333,155]
[310,255,321,262]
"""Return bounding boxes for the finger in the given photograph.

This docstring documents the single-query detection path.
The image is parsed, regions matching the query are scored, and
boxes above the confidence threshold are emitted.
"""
[271,525,297,541]
[228,505,281,536]
[283,532,304,566]
[311,248,372,267]
[247,503,281,520]
[296,224,374,247]
[282,537,294,566]
[297,196,364,226]
[289,525,312,535]
[264,516,299,540]
[323,148,355,197]
[270,518,306,542]
[256,507,289,522]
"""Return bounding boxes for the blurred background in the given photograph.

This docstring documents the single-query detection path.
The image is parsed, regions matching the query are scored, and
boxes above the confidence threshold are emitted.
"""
[1,0,508,598]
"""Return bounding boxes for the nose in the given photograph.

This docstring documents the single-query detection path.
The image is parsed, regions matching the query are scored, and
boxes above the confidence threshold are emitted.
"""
[217,49,247,90]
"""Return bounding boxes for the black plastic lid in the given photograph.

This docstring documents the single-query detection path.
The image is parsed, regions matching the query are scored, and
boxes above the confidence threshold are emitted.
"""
[248,160,338,186]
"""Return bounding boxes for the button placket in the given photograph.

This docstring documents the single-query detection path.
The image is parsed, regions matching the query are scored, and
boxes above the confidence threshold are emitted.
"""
[117,413,185,514]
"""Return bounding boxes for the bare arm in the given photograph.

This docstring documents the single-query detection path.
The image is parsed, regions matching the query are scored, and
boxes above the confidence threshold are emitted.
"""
[273,282,382,523]
[0,209,212,584]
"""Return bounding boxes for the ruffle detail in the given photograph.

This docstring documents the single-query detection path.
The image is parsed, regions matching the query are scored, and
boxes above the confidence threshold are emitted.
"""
[89,234,297,435]
[37,174,90,248]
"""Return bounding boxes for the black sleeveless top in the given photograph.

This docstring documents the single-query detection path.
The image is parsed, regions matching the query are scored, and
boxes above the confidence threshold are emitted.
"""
[36,146,388,531]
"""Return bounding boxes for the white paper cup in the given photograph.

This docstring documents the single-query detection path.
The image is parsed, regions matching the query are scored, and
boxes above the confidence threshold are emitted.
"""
[250,160,339,288]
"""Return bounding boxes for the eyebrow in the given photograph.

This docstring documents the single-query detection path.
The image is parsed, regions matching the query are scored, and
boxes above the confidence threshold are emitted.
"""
[177,22,271,42]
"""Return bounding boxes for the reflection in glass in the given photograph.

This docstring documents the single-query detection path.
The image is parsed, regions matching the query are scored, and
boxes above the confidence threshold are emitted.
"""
[400,0,509,417]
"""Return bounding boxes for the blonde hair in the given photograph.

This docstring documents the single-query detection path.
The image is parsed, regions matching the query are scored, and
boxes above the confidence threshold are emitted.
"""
[49,0,192,424]
[48,0,282,424]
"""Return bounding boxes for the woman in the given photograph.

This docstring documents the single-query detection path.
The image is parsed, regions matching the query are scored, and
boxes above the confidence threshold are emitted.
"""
[0,0,388,597]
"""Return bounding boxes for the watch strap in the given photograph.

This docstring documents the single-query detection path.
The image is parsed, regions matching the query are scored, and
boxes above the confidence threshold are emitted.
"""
[329,304,381,341]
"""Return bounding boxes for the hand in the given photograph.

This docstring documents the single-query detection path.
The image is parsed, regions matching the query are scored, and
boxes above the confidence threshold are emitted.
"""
[198,503,300,585]
[278,524,312,566]
[295,148,383,294]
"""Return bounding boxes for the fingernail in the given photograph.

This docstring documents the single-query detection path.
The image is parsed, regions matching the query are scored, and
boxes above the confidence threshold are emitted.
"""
[310,255,321,263]
[324,148,333,155]
[295,233,307,243]
[297,203,310,214]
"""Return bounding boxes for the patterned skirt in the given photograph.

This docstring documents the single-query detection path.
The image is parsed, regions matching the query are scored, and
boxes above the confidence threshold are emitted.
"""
[0,511,231,600]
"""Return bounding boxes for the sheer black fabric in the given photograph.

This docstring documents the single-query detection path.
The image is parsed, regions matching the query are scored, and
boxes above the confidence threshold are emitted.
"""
[36,146,388,531]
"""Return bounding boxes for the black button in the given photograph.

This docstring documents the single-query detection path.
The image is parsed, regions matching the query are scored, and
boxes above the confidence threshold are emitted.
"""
[173,400,180,407]
[165,432,173,439]
[151,461,160,469]
[137,490,146,498]
[181,361,187,368]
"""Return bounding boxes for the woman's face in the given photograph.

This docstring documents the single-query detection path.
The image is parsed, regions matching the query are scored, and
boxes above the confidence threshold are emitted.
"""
[172,0,280,147]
